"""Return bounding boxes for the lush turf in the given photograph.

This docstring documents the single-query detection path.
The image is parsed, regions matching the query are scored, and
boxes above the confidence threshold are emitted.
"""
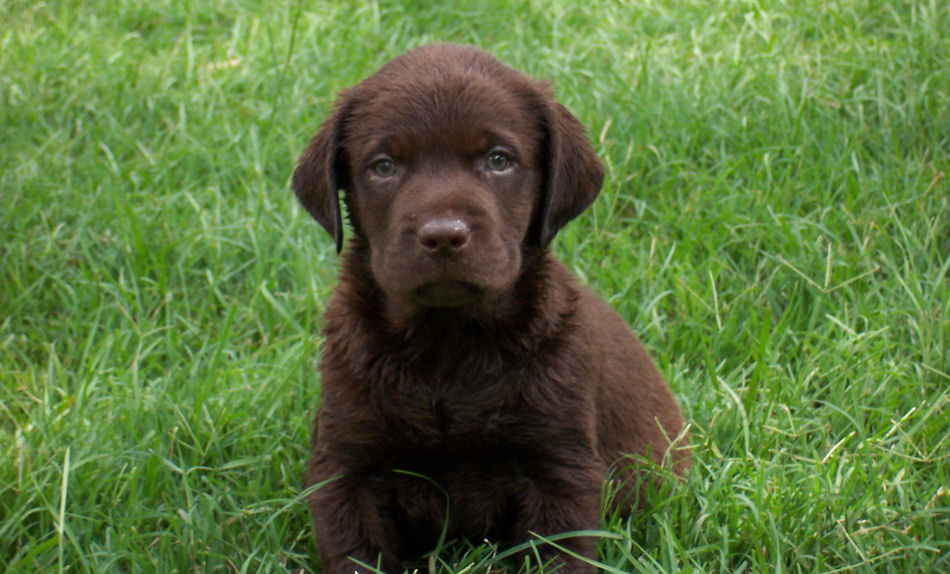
[1,0,948,572]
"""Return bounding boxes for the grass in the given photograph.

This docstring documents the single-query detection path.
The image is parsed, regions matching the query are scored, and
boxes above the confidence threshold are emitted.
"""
[1,0,947,572]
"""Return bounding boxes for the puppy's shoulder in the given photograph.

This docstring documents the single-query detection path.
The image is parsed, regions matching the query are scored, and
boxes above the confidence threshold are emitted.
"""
[545,256,658,377]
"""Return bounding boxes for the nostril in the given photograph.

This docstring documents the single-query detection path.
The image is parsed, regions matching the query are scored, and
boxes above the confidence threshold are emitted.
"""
[417,218,471,253]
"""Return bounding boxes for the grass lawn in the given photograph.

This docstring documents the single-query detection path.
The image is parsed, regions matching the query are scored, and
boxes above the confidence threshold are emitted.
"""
[1,0,948,572]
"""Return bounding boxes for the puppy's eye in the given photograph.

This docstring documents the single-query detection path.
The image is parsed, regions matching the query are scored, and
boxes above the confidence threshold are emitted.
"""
[372,158,398,178]
[485,151,512,172]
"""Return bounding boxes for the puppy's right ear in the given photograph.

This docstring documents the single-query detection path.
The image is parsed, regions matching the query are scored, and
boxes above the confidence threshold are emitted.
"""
[292,93,354,253]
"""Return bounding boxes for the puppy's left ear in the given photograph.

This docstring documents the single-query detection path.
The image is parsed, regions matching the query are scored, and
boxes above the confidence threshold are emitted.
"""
[532,93,605,248]
[292,92,354,253]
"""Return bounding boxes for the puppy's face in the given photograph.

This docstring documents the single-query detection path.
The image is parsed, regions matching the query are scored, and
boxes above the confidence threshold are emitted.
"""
[345,68,544,308]
[293,44,604,314]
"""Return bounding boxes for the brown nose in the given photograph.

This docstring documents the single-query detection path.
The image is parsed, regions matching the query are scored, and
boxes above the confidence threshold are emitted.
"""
[417,217,471,254]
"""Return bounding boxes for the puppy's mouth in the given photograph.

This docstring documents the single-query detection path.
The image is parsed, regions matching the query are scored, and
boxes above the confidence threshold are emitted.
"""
[412,280,482,307]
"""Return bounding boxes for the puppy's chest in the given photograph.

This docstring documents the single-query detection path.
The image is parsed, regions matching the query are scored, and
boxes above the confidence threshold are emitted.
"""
[378,363,530,453]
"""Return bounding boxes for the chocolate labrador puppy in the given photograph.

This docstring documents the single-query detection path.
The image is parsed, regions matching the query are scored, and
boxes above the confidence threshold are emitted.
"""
[292,43,689,574]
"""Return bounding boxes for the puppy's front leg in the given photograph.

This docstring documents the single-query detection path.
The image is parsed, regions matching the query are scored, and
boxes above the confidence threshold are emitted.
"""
[513,465,604,574]
[307,469,403,574]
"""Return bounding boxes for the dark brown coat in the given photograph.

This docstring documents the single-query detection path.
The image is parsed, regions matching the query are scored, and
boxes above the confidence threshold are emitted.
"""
[292,43,689,574]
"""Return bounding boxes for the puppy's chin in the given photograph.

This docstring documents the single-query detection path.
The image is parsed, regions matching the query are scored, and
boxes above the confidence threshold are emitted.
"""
[380,277,520,329]
[412,281,482,308]
[370,246,524,322]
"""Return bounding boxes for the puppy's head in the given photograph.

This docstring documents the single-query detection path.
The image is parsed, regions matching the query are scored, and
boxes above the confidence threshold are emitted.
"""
[293,44,603,311]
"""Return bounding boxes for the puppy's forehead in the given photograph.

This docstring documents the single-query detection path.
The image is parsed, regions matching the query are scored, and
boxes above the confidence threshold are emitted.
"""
[344,46,543,157]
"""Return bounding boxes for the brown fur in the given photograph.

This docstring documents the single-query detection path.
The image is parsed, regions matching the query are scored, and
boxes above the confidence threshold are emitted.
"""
[292,44,689,574]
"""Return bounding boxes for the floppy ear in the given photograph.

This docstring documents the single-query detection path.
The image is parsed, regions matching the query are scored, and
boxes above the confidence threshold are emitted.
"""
[292,93,354,253]
[532,95,605,248]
